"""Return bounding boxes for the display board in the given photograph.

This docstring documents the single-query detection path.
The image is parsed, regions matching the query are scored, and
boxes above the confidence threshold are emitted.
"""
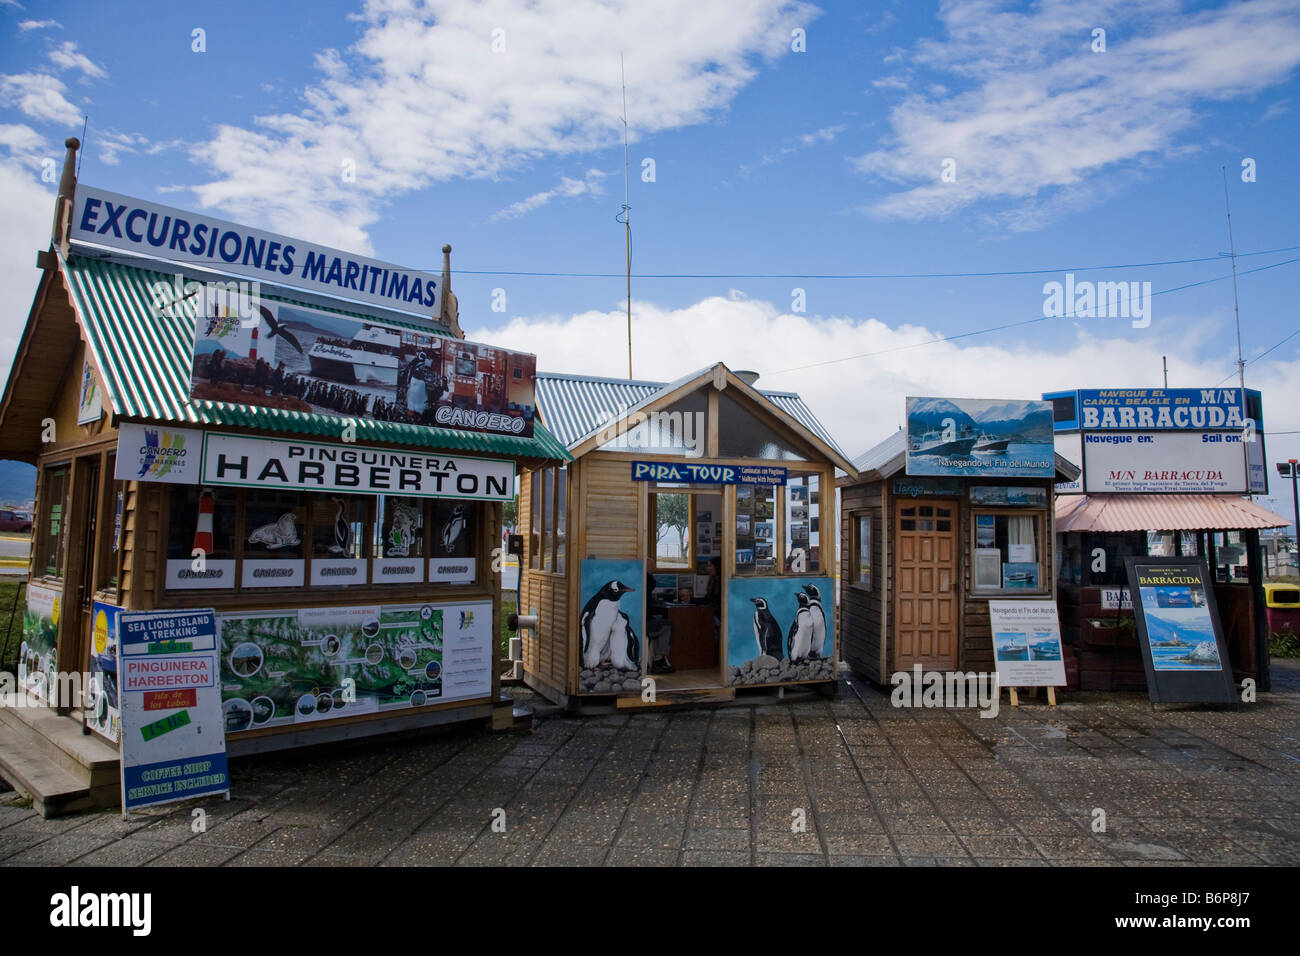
[118,609,230,813]
[216,600,493,731]
[988,600,1066,687]
[87,601,123,743]
[1083,431,1250,493]
[77,359,103,425]
[190,291,535,438]
[726,576,834,686]
[905,397,1054,477]
[1123,557,1238,705]
[114,423,203,485]
[18,584,60,704]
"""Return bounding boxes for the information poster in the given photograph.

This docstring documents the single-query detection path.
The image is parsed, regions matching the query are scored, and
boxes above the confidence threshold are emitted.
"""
[118,609,230,813]
[216,600,493,731]
[1124,557,1237,705]
[18,583,60,705]
[87,601,123,743]
[988,600,1066,687]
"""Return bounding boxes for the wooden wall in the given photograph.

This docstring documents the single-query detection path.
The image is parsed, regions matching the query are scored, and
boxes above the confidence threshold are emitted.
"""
[840,479,886,683]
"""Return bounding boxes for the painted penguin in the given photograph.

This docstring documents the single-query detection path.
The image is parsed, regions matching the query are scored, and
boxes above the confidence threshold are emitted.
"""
[330,497,351,554]
[802,584,826,659]
[440,505,468,553]
[580,580,639,670]
[787,591,814,662]
[750,597,784,659]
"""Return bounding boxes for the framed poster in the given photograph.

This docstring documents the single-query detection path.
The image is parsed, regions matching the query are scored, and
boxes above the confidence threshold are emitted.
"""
[974,549,1001,589]
[1123,557,1237,705]
[988,600,1066,687]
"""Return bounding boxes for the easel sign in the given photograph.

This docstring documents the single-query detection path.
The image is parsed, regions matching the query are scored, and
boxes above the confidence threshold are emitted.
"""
[118,608,230,817]
[988,600,1066,706]
[1123,557,1237,706]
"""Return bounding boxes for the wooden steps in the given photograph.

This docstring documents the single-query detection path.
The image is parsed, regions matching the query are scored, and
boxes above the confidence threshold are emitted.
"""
[0,704,120,818]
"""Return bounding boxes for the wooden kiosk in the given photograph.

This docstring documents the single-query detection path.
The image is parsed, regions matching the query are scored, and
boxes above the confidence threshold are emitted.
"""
[838,403,1079,685]
[0,141,569,815]
[517,365,857,708]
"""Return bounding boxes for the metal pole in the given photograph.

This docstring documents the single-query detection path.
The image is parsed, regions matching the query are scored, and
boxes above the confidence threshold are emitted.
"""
[1221,167,1245,390]
[1290,460,1299,572]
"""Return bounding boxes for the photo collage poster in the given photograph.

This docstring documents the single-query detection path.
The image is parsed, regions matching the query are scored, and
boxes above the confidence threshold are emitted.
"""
[735,484,777,574]
[784,476,820,573]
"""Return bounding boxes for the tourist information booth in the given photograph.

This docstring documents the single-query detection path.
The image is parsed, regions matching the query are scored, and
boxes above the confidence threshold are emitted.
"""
[0,140,568,815]
[517,366,856,708]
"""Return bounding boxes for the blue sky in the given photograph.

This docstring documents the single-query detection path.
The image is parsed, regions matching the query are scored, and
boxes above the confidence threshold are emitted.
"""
[2,0,1299,520]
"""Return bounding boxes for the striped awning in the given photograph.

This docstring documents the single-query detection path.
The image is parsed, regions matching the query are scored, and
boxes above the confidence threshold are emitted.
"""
[1055,494,1289,533]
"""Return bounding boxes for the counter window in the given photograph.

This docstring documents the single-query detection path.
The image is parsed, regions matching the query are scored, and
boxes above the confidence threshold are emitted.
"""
[973,511,1043,592]
[34,465,71,579]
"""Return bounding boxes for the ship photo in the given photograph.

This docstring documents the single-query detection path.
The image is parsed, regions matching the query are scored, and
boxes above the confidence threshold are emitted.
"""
[307,326,403,386]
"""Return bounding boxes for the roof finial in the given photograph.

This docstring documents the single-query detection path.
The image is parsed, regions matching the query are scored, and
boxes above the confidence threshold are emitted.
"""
[440,243,464,339]
[51,137,80,254]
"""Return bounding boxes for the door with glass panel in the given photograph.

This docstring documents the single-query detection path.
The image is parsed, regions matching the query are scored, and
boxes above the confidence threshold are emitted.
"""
[894,498,959,670]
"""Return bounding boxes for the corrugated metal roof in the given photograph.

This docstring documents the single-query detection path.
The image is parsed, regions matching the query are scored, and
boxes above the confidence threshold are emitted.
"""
[535,369,849,460]
[852,430,907,476]
[61,253,570,462]
[1055,494,1289,533]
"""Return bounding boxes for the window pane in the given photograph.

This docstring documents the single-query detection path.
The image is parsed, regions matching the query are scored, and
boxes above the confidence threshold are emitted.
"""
[378,495,424,558]
[598,391,708,456]
[784,474,819,573]
[716,393,808,460]
[36,466,71,578]
[313,495,367,558]
[530,470,541,570]
[555,467,567,574]
[433,500,476,558]
[244,491,306,558]
[655,493,691,568]
[168,485,237,559]
[973,512,1042,591]
[542,468,554,572]
[856,514,872,588]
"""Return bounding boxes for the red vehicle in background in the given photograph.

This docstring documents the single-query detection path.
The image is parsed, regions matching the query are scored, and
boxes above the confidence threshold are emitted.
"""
[0,509,31,533]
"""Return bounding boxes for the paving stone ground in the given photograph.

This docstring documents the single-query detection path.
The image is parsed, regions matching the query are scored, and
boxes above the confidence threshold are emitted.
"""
[3,661,1297,867]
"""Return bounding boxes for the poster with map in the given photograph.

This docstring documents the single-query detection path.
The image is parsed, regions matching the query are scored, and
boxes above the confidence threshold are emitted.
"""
[217,600,492,733]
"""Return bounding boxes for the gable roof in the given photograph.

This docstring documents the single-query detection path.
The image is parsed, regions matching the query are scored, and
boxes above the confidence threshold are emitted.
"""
[0,251,570,464]
[536,368,853,467]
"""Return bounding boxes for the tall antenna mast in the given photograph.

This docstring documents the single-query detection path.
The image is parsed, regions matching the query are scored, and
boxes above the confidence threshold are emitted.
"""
[1221,166,1245,389]
[618,54,633,379]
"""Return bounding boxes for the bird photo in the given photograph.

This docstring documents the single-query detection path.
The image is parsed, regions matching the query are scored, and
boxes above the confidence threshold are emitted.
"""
[750,596,785,659]
[579,576,641,671]
[802,583,827,659]
[258,304,304,355]
[439,504,469,554]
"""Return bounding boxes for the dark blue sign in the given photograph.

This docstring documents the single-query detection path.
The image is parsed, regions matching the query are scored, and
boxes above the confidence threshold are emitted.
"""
[631,461,787,485]
[1059,388,1261,431]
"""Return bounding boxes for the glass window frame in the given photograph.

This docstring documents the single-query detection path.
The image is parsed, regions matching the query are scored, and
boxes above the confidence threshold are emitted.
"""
[970,507,1048,595]
[852,510,873,591]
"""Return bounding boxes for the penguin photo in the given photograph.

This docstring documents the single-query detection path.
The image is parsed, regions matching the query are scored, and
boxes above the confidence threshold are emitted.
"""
[329,497,352,554]
[440,504,468,553]
[750,597,784,659]
[580,580,640,670]
[787,591,814,662]
[802,584,826,659]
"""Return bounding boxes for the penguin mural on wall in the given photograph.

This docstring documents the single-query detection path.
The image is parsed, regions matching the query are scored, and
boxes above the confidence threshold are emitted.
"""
[787,591,815,662]
[802,584,826,658]
[329,498,352,554]
[440,505,468,554]
[750,597,784,659]
[580,580,641,671]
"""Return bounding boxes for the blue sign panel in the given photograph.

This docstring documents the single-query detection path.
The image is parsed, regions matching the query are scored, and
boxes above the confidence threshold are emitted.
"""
[905,397,1055,478]
[630,461,788,485]
[1072,388,1260,430]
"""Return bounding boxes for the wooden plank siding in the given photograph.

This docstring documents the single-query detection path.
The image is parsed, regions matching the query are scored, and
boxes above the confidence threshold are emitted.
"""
[839,479,886,684]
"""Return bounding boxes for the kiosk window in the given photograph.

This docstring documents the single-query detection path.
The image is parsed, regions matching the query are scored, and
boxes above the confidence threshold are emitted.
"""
[35,465,71,579]
[973,512,1043,592]
[653,493,692,568]
[853,512,872,589]
[528,466,566,573]
[784,474,819,573]
[530,470,542,569]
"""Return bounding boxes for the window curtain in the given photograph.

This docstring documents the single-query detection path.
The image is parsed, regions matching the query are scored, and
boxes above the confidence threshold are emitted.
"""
[1007,515,1035,549]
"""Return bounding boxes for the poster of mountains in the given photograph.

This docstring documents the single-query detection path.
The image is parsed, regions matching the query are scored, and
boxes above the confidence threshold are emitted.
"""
[905,397,1055,477]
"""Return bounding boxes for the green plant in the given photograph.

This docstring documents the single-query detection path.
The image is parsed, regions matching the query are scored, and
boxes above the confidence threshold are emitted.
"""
[1269,629,1300,658]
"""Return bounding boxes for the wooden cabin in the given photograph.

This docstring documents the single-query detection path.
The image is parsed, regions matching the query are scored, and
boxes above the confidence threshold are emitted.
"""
[838,429,1079,684]
[0,142,568,815]
[517,364,857,707]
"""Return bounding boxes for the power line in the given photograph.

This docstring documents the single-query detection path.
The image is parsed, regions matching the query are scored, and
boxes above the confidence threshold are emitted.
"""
[442,242,1300,281]
[1215,326,1300,386]
[766,254,1300,378]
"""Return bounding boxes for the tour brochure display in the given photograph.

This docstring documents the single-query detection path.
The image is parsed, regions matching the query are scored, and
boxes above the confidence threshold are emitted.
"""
[988,600,1067,687]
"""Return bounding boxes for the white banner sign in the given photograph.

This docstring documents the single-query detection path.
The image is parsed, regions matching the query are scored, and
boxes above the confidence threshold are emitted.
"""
[200,432,514,501]
[72,185,440,317]
[1083,431,1249,493]
[988,600,1067,687]
[429,556,476,585]
[115,422,203,485]
[166,558,236,590]
[1100,588,1133,610]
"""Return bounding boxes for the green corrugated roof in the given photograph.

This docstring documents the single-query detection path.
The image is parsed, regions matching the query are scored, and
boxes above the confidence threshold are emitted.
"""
[61,252,570,463]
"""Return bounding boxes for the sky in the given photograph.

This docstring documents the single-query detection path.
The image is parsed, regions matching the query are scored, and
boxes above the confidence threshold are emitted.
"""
[1,0,1299,524]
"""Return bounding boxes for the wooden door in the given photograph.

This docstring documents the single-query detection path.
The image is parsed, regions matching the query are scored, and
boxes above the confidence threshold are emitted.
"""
[894,498,958,670]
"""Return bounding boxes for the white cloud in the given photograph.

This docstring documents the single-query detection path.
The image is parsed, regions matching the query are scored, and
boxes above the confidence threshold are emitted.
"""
[186,0,818,252]
[467,293,1300,476]
[47,40,106,79]
[0,72,81,125]
[491,168,608,221]
[0,153,56,388]
[1260,97,1291,121]
[855,0,1300,226]
[18,18,61,31]
[741,123,845,173]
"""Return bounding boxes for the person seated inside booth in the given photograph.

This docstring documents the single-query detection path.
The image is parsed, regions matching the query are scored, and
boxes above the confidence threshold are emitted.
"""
[692,557,723,643]
[647,570,675,674]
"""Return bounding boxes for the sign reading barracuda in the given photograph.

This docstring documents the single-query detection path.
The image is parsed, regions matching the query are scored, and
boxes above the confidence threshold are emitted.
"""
[630,461,788,485]
[1076,388,1258,430]
[201,433,514,501]
[71,185,440,317]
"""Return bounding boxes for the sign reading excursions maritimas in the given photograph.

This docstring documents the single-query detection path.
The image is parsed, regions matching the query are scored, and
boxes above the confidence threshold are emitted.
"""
[71,186,440,317]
